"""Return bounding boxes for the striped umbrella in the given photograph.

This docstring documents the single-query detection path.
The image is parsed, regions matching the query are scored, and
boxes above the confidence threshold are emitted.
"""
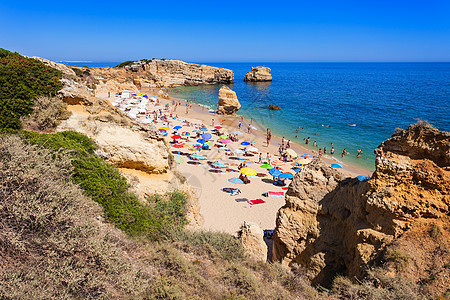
[271,160,285,167]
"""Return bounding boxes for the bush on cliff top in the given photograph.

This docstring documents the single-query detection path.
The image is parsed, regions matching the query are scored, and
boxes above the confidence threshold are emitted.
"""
[0,48,62,130]
[21,130,188,241]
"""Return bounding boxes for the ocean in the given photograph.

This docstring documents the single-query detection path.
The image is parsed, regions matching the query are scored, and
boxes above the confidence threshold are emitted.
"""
[65,62,450,171]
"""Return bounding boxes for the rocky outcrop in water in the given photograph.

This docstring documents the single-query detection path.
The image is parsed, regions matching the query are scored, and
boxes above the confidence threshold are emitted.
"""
[273,122,450,287]
[218,85,241,115]
[267,105,281,110]
[244,66,272,82]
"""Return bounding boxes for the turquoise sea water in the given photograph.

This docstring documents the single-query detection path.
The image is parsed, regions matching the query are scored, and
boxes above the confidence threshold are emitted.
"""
[65,62,450,171]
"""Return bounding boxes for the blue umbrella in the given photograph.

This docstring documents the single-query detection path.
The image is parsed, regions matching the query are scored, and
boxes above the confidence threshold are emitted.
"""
[356,175,369,181]
[241,142,250,146]
[193,144,202,147]
[269,168,282,177]
[200,127,208,131]
[331,164,343,169]
[197,139,206,144]
[202,133,212,140]
[279,172,294,179]
[160,130,168,136]
[173,125,182,130]
[293,167,301,173]
[228,177,244,184]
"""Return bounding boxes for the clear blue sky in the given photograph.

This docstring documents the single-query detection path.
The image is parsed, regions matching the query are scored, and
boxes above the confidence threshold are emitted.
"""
[1,0,449,62]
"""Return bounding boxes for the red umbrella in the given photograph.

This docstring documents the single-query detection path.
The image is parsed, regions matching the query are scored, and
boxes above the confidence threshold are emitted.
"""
[271,160,285,167]
[171,134,181,139]
[214,126,223,129]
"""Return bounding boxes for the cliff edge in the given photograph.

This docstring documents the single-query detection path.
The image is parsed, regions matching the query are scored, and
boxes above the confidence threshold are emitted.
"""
[273,122,449,294]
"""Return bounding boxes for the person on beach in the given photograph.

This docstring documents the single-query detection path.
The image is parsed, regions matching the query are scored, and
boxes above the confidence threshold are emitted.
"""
[313,141,317,147]
[318,148,322,157]
[323,147,327,154]
[258,153,262,163]
[212,119,214,126]
[247,124,251,133]
[267,153,271,164]
[286,140,291,149]
[238,121,241,129]
[342,148,347,157]
[357,152,361,158]
[330,147,334,154]
[305,137,310,144]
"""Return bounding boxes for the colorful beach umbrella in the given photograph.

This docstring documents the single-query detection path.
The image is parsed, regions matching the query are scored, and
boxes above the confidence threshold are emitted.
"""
[268,168,282,177]
[219,134,228,139]
[205,141,213,146]
[241,142,250,146]
[202,133,212,140]
[193,130,202,133]
[246,146,259,152]
[279,172,294,179]
[173,125,182,130]
[159,127,170,131]
[173,142,185,148]
[356,175,369,181]
[296,158,311,165]
[228,177,244,184]
[261,164,274,169]
[232,131,243,135]
[271,160,285,167]
[331,164,343,169]
[197,139,207,144]
[200,127,208,131]
[286,149,298,158]
[214,126,223,129]
[171,135,181,139]
[220,139,231,144]
[160,130,168,136]
[240,167,257,176]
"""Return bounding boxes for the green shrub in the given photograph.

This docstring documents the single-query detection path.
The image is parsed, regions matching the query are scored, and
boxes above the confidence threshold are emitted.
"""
[172,230,245,261]
[385,248,410,271]
[0,48,62,130]
[114,60,135,68]
[21,130,189,241]
[71,67,83,77]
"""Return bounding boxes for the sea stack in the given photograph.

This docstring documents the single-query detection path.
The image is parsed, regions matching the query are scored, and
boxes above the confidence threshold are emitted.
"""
[217,85,241,115]
[244,66,272,82]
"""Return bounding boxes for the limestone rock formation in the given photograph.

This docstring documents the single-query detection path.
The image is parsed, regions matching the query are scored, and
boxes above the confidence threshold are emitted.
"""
[217,86,241,115]
[267,105,281,110]
[244,66,272,82]
[273,122,450,287]
[239,222,268,262]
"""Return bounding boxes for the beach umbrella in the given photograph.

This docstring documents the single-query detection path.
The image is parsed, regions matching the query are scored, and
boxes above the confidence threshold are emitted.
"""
[190,154,202,159]
[214,126,223,129]
[356,175,370,181]
[244,161,255,164]
[193,129,202,133]
[220,139,231,144]
[197,139,207,144]
[268,168,282,177]
[205,141,213,146]
[246,146,259,152]
[286,149,298,158]
[331,163,343,169]
[293,167,301,173]
[241,142,250,146]
[202,133,212,140]
[301,154,311,158]
[232,131,243,135]
[193,144,202,147]
[240,167,257,176]
[160,130,168,136]
[261,164,274,169]
[234,149,244,154]
[296,158,311,165]
[219,134,228,139]
[173,142,185,148]
[279,172,294,179]
[173,125,182,130]
[200,127,208,131]
[173,155,184,164]
[271,160,285,167]
[250,141,257,144]
[159,127,170,131]
[171,134,181,139]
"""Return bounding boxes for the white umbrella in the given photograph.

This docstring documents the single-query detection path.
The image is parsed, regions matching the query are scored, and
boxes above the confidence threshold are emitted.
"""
[247,146,259,152]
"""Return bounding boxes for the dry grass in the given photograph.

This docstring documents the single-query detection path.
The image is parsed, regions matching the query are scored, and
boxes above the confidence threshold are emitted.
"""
[21,95,71,131]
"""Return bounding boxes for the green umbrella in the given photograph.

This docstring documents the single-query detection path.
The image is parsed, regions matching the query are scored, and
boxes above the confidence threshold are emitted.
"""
[219,134,228,139]
[173,155,184,164]
[260,164,274,169]
[205,141,213,146]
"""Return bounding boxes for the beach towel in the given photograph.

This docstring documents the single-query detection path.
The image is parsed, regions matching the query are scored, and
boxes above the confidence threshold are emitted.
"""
[248,199,265,205]
[228,177,244,184]
[269,191,284,197]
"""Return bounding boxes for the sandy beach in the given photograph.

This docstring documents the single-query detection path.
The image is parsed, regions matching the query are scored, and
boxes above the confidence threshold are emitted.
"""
[107,89,373,235]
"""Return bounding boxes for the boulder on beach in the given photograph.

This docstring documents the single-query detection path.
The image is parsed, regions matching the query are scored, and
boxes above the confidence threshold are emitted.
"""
[244,66,272,82]
[267,104,281,110]
[217,86,241,115]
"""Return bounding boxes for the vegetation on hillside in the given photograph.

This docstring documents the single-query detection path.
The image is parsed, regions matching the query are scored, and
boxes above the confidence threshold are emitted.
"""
[0,48,62,130]
[114,60,135,68]
[21,95,71,131]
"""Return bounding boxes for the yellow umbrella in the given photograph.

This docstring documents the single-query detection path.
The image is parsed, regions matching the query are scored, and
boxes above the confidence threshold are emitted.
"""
[159,127,170,131]
[286,149,298,157]
[240,167,257,176]
[296,158,311,165]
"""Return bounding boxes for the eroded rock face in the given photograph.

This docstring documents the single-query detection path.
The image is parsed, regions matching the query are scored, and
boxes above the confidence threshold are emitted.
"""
[217,86,241,115]
[273,122,450,286]
[244,66,272,82]
[239,222,268,262]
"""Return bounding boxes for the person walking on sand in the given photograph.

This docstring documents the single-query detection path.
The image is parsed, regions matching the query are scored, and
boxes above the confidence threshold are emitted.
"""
[238,121,241,129]
[247,124,251,134]
[258,153,262,163]
[212,119,214,126]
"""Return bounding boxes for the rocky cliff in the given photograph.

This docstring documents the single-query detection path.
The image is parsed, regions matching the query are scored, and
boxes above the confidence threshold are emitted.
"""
[217,85,241,115]
[35,57,203,228]
[244,66,272,82]
[273,122,449,290]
